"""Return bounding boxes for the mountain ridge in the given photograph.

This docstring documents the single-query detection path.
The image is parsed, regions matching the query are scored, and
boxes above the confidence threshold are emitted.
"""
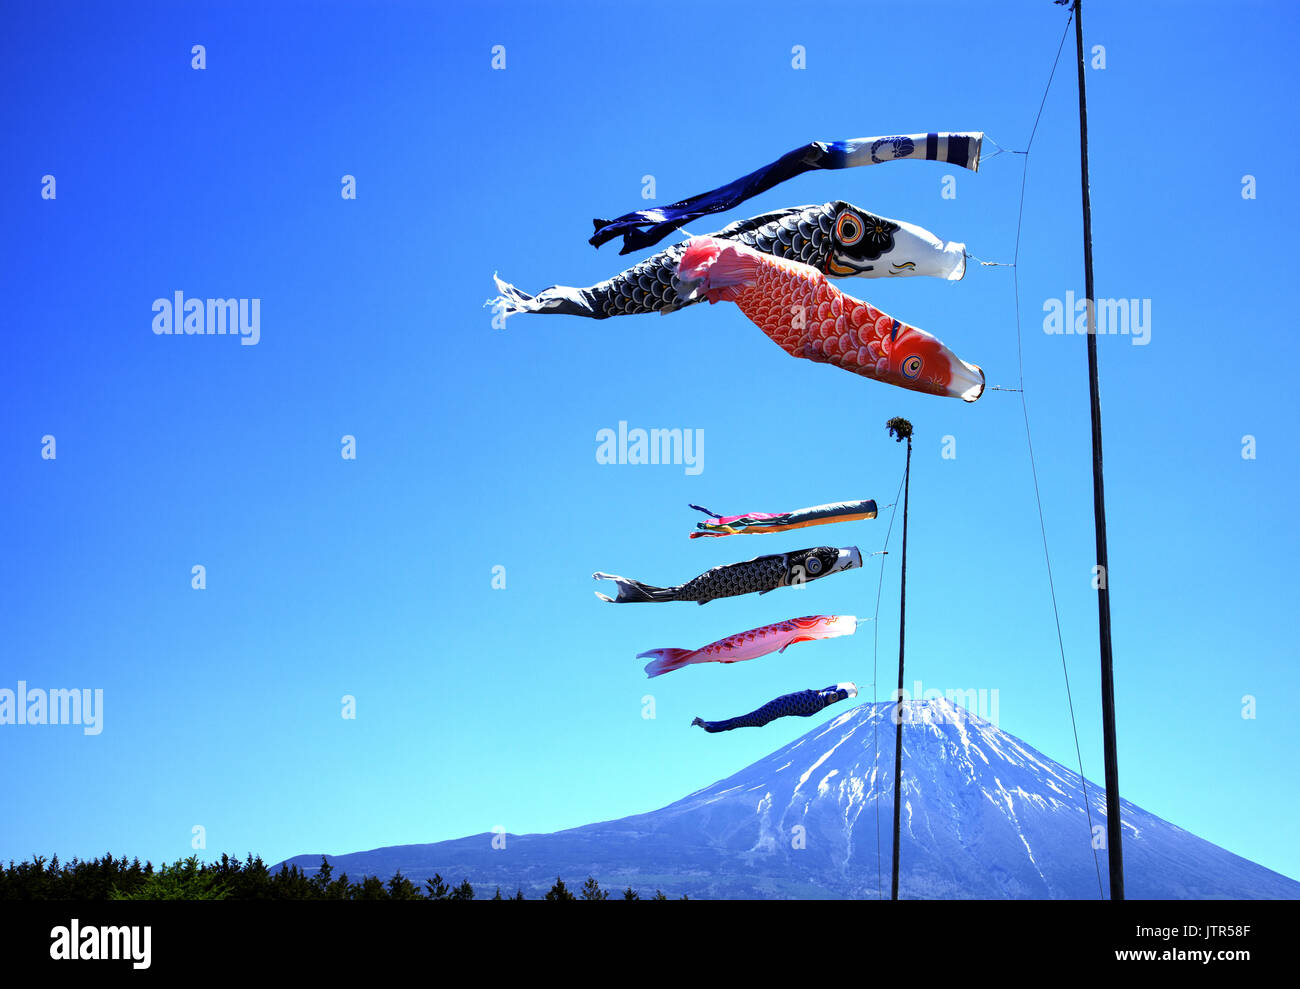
[281,699,1298,899]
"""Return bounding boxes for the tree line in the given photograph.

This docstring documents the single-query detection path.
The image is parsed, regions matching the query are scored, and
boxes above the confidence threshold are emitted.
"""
[0,854,686,900]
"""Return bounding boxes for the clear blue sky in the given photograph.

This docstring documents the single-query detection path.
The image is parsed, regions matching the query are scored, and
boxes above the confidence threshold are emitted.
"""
[3,0,1297,886]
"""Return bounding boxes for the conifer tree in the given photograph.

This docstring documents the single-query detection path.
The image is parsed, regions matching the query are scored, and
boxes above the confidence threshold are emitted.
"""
[424,873,450,900]
[327,870,351,900]
[309,857,334,898]
[580,876,608,900]
[387,870,422,900]
[353,875,388,900]
[449,879,475,901]
[544,877,575,900]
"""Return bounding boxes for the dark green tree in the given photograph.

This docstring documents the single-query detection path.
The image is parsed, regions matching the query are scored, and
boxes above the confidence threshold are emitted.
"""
[424,873,450,900]
[449,879,475,901]
[109,856,229,901]
[387,870,422,900]
[308,857,334,898]
[352,875,388,900]
[271,863,316,900]
[544,877,575,901]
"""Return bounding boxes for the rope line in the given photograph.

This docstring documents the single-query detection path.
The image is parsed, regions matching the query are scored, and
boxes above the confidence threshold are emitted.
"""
[871,465,906,899]
[1006,6,1106,900]
[965,250,1016,268]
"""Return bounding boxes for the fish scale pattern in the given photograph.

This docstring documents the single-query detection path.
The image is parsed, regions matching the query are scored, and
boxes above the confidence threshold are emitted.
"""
[693,684,853,733]
[593,547,853,605]
[673,554,789,602]
[677,237,984,401]
[588,205,835,318]
[730,252,926,389]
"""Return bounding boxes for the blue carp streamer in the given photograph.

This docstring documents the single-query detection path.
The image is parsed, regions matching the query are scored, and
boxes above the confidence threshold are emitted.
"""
[692,683,858,733]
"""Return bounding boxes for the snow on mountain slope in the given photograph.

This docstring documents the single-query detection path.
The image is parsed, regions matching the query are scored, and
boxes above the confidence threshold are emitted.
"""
[281,700,1299,899]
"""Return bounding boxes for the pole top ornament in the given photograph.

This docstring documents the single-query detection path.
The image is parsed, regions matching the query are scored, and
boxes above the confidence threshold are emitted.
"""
[886,417,913,442]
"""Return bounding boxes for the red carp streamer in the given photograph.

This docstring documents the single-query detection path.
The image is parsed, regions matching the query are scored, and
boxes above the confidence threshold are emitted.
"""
[638,614,858,678]
[676,237,984,401]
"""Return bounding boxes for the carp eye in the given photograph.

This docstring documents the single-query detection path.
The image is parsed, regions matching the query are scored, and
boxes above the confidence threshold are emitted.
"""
[835,210,863,246]
[806,556,823,574]
[902,355,923,379]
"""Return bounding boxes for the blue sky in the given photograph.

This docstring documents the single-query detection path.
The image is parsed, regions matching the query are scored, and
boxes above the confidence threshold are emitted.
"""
[3,0,1298,888]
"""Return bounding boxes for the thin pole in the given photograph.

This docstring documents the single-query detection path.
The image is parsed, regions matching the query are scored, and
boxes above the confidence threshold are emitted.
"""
[886,417,912,901]
[1073,0,1123,900]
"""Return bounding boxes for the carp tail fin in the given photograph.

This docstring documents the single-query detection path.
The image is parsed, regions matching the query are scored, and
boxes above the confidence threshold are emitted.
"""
[592,571,677,603]
[638,648,695,678]
[674,237,760,305]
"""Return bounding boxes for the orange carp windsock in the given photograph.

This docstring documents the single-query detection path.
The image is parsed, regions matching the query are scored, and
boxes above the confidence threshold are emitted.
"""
[675,237,984,401]
[639,615,858,678]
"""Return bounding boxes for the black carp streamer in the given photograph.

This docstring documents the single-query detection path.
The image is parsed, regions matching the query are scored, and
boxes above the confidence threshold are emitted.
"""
[593,546,861,605]
[490,201,965,321]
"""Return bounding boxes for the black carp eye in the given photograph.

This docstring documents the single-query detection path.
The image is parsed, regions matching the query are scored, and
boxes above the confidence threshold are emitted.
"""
[902,354,923,379]
[835,210,863,246]
[806,556,823,574]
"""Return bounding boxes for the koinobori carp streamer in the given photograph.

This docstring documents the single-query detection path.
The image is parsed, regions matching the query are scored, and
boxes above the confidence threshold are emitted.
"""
[675,237,985,402]
[639,615,858,678]
[689,499,878,538]
[692,683,858,733]
[490,201,966,321]
[593,546,860,605]
[591,132,983,253]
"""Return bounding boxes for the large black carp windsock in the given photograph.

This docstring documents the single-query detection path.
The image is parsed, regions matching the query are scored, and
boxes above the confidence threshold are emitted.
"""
[693,683,858,733]
[593,546,861,605]
[491,200,965,321]
[591,132,983,253]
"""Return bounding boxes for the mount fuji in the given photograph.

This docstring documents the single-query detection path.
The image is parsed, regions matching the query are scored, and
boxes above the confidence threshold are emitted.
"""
[281,700,1298,899]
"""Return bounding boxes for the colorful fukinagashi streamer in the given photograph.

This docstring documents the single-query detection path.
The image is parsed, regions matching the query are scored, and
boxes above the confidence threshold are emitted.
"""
[675,237,985,402]
[490,201,966,322]
[692,683,858,733]
[593,546,860,605]
[639,615,858,678]
[689,500,878,539]
[591,133,983,253]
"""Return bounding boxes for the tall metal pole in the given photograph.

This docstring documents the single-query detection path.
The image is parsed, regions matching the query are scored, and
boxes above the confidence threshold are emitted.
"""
[1073,0,1123,900]
[887,417,912,901]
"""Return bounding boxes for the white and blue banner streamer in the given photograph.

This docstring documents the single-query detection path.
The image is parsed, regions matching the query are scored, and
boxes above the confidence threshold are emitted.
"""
[590,132,983,254]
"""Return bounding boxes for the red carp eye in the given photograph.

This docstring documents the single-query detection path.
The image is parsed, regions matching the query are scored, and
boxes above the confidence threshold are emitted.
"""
[902,355,923,379]
[835,210,863,246]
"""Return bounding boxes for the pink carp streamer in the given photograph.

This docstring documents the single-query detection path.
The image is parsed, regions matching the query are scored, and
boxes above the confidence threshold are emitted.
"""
[638,615,858,678]
[675,237,984,401]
